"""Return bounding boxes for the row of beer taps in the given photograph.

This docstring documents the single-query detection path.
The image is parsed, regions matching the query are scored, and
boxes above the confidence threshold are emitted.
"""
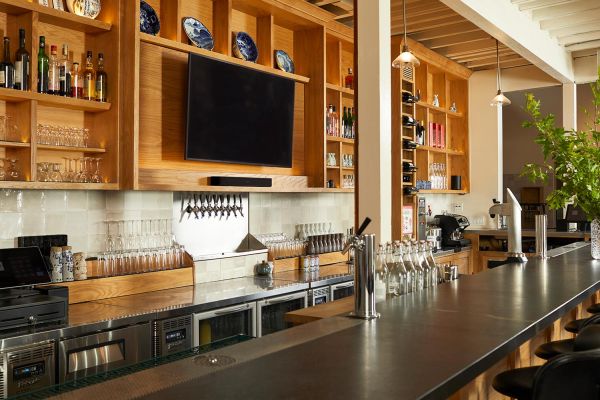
[180,193,244,221]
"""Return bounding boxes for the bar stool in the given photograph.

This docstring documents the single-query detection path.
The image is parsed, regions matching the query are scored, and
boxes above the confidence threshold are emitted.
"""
[536,316,600,360]
[492,326,600,399]
[564,313,600,334]
[586,302,600,314]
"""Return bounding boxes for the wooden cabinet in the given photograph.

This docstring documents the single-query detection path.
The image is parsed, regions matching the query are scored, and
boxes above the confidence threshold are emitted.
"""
[0,0,121,190]
[435,249,473,275]
[120,0,354,192]
[391,38,471,239]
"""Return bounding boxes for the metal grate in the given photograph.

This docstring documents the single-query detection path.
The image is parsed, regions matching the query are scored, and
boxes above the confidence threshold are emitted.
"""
[7,345,53,364]
[402,67,414,81]
[163,316,192,330]
[0,368,5,399]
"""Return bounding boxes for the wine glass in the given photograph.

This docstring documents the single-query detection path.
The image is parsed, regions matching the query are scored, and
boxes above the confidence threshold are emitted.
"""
[0,158,5,181]
[91,158,102,183]
[50,163,62,182]
[7,159,18,180]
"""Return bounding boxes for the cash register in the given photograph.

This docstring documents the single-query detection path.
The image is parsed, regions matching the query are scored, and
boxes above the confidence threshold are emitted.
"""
[0,247,67,331]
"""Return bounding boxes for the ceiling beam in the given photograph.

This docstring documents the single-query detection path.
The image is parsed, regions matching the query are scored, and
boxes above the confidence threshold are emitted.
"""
[441,0,573,83]
[539,8,600,30]
[566,39,600,52]
[549,21,600,39]
[409,21,480,41]
[558,31,600,46]
[421,31,493,49]
[531,0,600,22]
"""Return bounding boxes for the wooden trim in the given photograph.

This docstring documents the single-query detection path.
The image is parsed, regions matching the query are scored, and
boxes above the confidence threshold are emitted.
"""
[406,37,472,79]
[213,0,232,56]
[140,33,310,84]
[257,15,274,67]
[45,267,194,304]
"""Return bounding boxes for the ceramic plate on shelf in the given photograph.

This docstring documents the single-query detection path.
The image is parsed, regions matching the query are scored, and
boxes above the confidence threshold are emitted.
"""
[140,0,160,35]
[182,17,214,51]
[66,0,101,19]
[232,32,258,63]
[274,50,294,73]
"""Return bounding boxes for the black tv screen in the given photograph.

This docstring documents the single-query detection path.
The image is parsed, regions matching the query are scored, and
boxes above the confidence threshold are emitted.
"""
[185,53,295,167]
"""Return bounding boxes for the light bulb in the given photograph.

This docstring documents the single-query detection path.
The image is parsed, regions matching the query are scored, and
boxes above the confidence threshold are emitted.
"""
[490,90,511,107]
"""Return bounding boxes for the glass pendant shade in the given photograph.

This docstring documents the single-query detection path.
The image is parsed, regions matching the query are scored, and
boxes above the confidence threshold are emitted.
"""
[392,45,420,69]
[491,89,511,106]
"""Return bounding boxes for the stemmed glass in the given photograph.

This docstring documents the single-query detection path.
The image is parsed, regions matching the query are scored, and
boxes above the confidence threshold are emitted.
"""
[6,159,18,180]
[91,158,102,183]
[104,221,115,277]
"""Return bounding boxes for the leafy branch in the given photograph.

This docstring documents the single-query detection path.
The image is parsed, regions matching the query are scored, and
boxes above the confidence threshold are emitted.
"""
[520,71,600,220]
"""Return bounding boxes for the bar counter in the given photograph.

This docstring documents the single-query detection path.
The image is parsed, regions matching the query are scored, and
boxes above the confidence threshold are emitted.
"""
[49,243,600,400]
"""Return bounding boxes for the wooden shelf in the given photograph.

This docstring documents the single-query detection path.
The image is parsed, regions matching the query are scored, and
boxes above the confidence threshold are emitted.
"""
[0,140,30,148]
[37,144,107,153]
[401,135,413,140]
[418,189,467,194]
[326,166,339,169]
[341,166,354,171]
[417,145,464,156]
[0,181,118,190]
[0,0,112,33]
[326,83,354,96]
[326,136,355,144]
[416,101,464,118]
[140,33,310,84]
[0,88,111,112]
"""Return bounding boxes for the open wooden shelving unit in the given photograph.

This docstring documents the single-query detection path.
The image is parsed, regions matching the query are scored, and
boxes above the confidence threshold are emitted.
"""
[324,30,354,190]
[0,0,120,189]
[121,0,355,193]
[391,37,472,239]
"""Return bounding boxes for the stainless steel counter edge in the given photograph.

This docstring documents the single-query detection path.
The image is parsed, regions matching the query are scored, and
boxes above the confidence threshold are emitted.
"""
[0,281,310,349]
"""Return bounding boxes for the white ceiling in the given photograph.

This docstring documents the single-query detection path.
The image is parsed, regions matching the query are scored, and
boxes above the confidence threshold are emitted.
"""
[510,0,600,53]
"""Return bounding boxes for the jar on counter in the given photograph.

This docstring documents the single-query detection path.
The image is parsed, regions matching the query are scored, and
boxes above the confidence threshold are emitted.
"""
[62,246,74,282]
[50,246,63,283]
[74,252,87,281]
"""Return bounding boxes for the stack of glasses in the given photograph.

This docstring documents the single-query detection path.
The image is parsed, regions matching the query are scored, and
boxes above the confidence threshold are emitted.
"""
[37,157,103,183]
[98,219,186,277]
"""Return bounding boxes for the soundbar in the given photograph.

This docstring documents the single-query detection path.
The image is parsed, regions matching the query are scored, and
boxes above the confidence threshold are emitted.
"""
[209,176,273,187]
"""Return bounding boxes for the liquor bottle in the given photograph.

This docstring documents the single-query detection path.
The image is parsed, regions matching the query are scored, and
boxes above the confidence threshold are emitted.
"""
[59,44,71,97]
[48,45,59,95]
[400,241,415,294]
[332,106,339,137]
[416,121,426,145]
[70,62,83,98]
[0,37,14,89]
[344,67,354,90]
[350,107,357,139]
[403,139,418,150]
[37,36,49,93]
[342,107,348,138]
[14,29,29,91]
[326,104,333,136]
[83,50,95,100]
[95,52,107,102]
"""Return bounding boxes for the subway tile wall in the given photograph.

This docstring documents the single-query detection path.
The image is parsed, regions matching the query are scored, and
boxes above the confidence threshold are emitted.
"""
[248,193,355,238]
[0,190,355,257]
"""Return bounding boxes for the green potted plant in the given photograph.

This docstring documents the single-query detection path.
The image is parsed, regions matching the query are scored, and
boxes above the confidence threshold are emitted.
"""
[521,72,600,259]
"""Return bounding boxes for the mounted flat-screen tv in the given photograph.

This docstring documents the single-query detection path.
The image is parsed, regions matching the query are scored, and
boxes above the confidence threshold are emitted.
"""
[185,53,295,168]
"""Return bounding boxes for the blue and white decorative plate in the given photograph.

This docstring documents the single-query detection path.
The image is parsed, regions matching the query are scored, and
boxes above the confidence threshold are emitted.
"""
[232,32,258,63]
[182,17,214,51]
[140,1,160,35]
[274,50,294,73]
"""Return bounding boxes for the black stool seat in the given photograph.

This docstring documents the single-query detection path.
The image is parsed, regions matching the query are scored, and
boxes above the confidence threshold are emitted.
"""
[492,366,539,400]
[535,339,575,360]
[565,318,585,334]
[587,303,600,314]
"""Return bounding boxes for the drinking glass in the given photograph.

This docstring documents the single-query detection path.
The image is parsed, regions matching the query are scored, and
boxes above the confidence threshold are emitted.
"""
[6,159,18,180]
[50,163,62,182]
[91,158,102,183]
[0,158,5,181]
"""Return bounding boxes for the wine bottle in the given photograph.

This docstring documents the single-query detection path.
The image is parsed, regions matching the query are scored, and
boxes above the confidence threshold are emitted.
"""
[48,45,58,95]
[71,62,82,98]
[351,107,356,139]
[95,52,107,102]
[404,186,419,196]
[37,36,49,93]
[403,162,417,173]
[403,139,418,150]
[14,29,29,91]
[59,44,71,97]
[332,105,339,137]
[0,37,14,89]
[403,175,412,183]
[83,50,95,100]
[402,91,419,104]
[402,115,418,127]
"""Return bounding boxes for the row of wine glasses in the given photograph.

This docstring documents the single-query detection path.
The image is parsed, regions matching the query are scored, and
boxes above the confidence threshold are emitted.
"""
[37,124,91,148]
[0,158,20,180]
[429,163,447,190]
[0,116,20,142]
[37,157,103,183]
[295,223,334,240]
[99,219,186,277]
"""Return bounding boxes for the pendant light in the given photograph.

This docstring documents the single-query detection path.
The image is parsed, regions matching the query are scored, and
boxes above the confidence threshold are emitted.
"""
[490,40,511,106]
[392,0,420,69]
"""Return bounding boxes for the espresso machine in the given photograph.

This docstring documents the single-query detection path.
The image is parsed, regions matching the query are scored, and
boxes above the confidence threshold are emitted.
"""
[434,214,472,249]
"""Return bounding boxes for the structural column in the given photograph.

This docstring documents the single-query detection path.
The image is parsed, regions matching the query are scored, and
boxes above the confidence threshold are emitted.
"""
[356,0,392,242]
[562,82,577,131]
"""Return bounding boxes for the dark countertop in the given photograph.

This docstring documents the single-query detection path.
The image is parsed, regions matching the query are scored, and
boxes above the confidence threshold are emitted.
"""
[65,244,600,400]
[466,228,587,238]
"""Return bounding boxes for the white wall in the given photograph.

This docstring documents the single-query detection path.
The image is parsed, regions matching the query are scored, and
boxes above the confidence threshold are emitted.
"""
[0,190,354,256]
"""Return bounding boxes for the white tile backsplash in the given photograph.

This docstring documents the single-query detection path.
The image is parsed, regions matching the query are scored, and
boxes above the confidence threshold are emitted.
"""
[0,190,355,271]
